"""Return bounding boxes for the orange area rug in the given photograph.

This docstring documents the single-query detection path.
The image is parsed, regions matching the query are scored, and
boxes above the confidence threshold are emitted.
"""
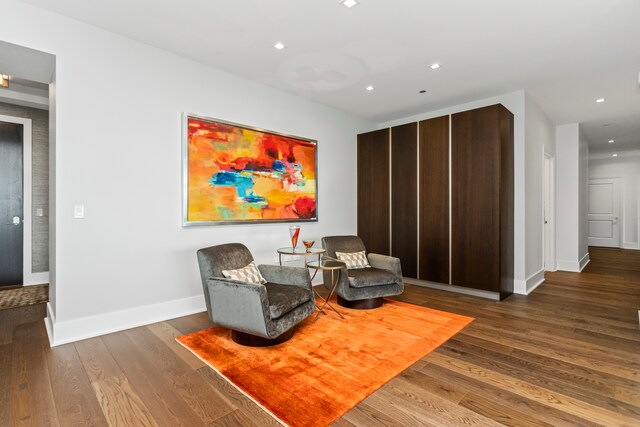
[177,299,473,426]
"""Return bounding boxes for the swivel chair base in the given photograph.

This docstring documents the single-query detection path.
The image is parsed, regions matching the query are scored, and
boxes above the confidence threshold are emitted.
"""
[231,329,294,347]
[337,296,383,309]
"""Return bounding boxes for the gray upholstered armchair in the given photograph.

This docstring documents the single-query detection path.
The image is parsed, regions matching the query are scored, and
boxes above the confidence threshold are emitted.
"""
[321,236,403,309]
[197,243,316,346]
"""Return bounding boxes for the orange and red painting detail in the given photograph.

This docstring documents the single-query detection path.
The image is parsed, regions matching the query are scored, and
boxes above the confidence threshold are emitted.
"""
[187,117,317,223]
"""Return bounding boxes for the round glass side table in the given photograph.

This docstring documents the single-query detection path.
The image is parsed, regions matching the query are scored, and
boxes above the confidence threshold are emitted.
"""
[277,246,326,280]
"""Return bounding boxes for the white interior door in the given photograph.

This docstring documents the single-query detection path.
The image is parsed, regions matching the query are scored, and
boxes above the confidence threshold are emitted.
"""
[588,178,620,247]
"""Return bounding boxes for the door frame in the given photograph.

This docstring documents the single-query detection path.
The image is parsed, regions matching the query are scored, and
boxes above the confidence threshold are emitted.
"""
[0,114,48,286]
[543,149,556,271]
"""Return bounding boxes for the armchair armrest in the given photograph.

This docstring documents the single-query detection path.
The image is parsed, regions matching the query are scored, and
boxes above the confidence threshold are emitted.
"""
[368,253,403,281]
[206,277,270,337]
[258,265,312,292]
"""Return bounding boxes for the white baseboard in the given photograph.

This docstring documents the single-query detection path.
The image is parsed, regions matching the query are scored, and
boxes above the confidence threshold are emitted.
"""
[557,253,590,273]
[406,278,501,301]
[579,253,590,271]
[23,271,49,286]
[45,295,206,347]
[526,269,545,294]
[623,242,640,250]
[44,302,55,345]
[556,259,580,272]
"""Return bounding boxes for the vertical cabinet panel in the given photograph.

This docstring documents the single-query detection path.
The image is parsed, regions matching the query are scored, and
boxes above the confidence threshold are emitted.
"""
[418,116,449,284]
[391,123,418,278]
[452,106,501,291]
[357,129,390,256]
[451,105,513,298]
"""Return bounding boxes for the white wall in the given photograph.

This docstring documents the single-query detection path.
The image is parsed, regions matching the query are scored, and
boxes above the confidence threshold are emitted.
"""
[590,151,640,249]
[555,123,590,271]
[379,91,528,294]
[555,124,579,267]
[2,1,375,345]
[524,94,555,291]
[48,69,57,319]
[578,129,589,262]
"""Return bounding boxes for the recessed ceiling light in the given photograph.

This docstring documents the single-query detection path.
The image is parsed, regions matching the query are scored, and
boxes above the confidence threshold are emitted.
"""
[430,63,441,70]
[596,98,605,103]
[342,0,359,7]
[608,139,614,143]
[0,74,8,88]
[365,85,374,91]
[273,42,286,50]
[612,153,618,157]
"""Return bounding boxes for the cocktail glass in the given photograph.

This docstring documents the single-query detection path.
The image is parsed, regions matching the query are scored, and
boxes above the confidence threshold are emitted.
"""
[303,240,315,252]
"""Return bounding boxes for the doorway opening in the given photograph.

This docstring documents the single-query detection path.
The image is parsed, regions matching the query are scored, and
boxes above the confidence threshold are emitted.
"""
[543,151,556,271]
[0,115,49,286]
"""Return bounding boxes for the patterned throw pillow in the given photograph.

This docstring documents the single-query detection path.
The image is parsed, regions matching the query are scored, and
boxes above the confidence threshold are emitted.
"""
[222,261,267,284]
[335,250,371,270]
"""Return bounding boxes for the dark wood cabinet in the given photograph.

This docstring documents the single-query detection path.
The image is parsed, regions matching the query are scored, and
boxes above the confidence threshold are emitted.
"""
[451,105,513,298]
[418,116,450,284]
[357,129,390,256]
[390,123,418,278]
[357,104,513,300]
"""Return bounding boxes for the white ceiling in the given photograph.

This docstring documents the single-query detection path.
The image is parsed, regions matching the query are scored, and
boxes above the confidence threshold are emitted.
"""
[15,0,640,152]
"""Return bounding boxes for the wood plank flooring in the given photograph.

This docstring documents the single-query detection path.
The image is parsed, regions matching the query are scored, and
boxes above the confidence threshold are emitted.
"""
[0,246,638,426]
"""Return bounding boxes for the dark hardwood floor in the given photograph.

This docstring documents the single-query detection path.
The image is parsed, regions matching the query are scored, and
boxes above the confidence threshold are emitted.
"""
[1,246,638,426]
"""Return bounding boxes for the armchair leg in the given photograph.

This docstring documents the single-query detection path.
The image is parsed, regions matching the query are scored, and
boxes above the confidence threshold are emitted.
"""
[337,296,383,309]
[231,329,294,347]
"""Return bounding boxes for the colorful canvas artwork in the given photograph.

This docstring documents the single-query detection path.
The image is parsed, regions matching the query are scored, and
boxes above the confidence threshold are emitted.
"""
[183,114,318,225]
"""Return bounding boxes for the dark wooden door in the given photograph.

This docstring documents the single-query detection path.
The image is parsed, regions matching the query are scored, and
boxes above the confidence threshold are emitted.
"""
[0,122,24,286]
[451,106,501,292]
[391,123,417,278]
[357,129,390,256]
[418,116,449,284]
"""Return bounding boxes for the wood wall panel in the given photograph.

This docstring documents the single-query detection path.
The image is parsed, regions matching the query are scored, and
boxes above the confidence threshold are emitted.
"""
[357,129,390,256]
[451,106,501,292]
[418,116,449,284]
[391,123,418,278]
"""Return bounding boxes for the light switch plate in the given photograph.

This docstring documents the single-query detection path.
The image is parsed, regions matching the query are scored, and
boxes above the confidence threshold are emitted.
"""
[36,208,44,217]
[74,205,85,218]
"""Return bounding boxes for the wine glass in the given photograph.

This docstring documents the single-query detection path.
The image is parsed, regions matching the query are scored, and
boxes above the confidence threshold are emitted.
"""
[289,225,300,251]
[303,240,315,252]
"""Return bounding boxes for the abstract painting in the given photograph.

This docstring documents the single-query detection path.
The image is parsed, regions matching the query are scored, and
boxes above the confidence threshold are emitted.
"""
[183,114,318,225]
